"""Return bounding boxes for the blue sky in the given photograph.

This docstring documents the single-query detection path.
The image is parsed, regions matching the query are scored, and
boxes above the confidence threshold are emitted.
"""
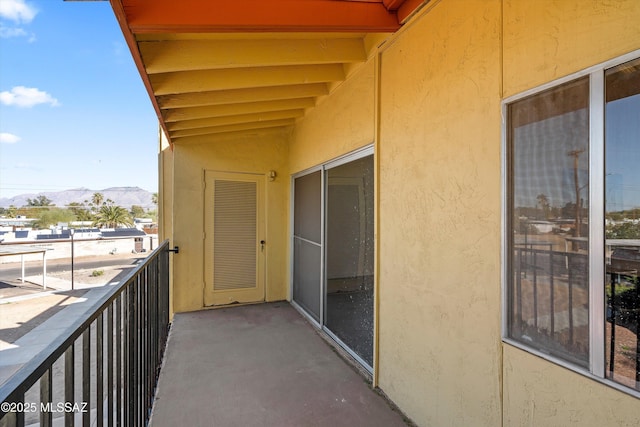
[0,0,158,199]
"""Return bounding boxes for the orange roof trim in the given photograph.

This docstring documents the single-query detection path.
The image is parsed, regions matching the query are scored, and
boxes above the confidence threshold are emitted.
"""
[119,0,406,33]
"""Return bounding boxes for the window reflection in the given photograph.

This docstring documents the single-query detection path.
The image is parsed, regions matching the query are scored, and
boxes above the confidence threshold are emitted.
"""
[604,57,640,389]
[507,77,590,366]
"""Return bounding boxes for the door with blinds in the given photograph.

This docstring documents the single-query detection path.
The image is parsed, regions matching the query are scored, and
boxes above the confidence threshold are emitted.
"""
[204,171,265,306]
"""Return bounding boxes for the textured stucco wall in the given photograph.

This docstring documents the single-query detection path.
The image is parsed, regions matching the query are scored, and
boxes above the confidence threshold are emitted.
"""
[503,0,640,97]
[376,1,503,425]
[504,346,640,426]
[171,132,289,313]
[288,59,375,174]
[159,129,173,246]
[159,130,175,317]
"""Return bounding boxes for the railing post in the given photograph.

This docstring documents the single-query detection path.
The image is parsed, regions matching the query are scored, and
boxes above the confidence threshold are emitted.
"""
[40,368,52,427]
[128,283,135,427]
[65,344,74,427]
[97,314,104,425]
[82,328,90,427]
[122,289,128,427]
[516,248,522,330]
[533,249,538,328]
[550,250,555,337]
[610,274,616,375]
[107,304,114,427]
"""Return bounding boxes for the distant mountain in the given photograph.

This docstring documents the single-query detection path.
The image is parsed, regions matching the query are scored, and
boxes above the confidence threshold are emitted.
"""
[0,187,155,210]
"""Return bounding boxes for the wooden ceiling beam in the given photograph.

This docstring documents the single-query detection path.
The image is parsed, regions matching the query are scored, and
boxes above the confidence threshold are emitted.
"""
[121,0,400,33]
[157,84,329,109]
[150,64,344,95]
[167,109,305,132]
[170,119,295,140]
[140,38,366,74]
[164,98,315,122]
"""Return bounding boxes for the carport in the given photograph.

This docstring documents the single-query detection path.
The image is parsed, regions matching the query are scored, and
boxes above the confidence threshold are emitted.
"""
[0,246,48,289]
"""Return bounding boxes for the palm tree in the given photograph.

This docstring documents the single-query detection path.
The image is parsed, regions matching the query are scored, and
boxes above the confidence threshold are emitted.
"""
[536,193,550,220]
[93,204,133,229]
[92,192,104,207]
[67,202,94,222]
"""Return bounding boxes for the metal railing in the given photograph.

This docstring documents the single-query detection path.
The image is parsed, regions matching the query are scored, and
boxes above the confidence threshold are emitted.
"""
[0,239,171,427]
[511,246,590,367]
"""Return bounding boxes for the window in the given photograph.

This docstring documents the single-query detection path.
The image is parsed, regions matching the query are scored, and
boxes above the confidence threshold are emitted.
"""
[505,54,640,394]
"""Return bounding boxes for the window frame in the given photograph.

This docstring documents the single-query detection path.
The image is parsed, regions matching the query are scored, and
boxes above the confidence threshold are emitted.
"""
[501,49,640,398]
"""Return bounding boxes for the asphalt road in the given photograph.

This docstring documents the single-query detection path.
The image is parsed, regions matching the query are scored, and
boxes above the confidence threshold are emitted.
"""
[0,255,145,282]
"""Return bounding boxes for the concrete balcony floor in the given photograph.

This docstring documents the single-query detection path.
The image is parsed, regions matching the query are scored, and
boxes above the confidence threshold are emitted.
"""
[150,302,409,427]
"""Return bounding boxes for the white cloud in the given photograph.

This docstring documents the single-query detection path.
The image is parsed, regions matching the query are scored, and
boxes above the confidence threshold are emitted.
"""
[0,0,37,24]
[0,132,21,144]
[0,25,36,41]
[0,86,60,108]
[0,25,25,37]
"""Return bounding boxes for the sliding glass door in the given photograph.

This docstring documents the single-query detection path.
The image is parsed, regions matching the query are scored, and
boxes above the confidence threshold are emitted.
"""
[291,147,374,370]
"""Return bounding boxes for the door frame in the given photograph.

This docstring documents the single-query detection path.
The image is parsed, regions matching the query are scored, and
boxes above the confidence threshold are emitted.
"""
[289,145,374,372]
[290,165,324,327]
[203,170,266,307]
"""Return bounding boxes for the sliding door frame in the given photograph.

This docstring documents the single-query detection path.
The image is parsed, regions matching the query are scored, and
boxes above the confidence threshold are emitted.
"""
[290,165,324,328]
[290,144,375,371]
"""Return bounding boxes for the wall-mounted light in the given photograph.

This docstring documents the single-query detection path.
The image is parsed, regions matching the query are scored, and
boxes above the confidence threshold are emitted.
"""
[268,170,277,182]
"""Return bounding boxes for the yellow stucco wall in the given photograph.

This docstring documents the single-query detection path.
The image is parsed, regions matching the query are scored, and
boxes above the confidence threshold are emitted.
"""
[503,0,640,98]
[159,129,175,317]
[504,346,639,426]
[289,58,376,174]
[159,129,172,245]
[170,132,289,313]
[501,1,640,425]
[377,1,503,425]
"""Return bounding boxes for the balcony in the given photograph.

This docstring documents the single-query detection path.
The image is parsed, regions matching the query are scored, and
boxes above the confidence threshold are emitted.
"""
[0,241,407,426]
[150,303,406,427]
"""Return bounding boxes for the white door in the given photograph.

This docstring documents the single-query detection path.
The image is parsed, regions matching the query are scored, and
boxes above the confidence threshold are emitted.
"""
[204,171,265,306]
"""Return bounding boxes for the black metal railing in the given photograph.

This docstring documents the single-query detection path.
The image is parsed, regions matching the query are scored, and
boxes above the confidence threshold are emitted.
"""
[0,239,171,427]
[511,246,590,366]
[606,247,640,389]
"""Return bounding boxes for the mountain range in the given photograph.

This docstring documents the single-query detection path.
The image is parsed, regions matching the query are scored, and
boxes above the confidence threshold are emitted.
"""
[0,187,155,210]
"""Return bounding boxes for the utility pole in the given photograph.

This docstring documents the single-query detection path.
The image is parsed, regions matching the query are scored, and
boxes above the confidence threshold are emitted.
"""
[568,148,585,251]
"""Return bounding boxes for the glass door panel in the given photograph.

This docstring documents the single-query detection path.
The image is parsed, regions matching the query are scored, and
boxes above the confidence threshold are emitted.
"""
[293,171,322,322]
[324,155,375,367]
[604,58,640,389]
